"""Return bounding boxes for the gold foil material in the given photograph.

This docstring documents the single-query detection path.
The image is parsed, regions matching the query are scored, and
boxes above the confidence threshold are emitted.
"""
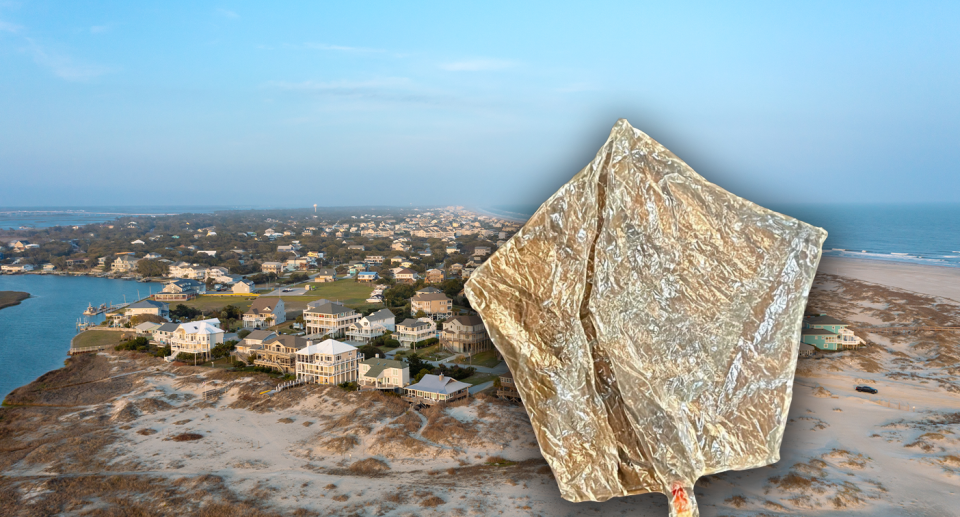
[465,119,826,516]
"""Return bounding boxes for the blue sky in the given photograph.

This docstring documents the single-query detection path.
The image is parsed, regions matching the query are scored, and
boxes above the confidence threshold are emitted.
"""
[1,1,959,208]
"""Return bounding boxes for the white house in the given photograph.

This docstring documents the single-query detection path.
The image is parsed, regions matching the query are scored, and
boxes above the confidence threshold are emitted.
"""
[345,308,396,343]
[160,318,224,359]
[304,302,361,338]
[295,339,361,385]
[1,264,34,273]
[232,279,255,294]
[395,318,437,347]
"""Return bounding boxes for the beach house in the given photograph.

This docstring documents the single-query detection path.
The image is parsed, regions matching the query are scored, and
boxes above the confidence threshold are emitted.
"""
[125,299,169,320]
[394,268,419,284]
[261,262,284,275]
[112,255,140,273]
[243,297,286,329]
[403,374,470,406]
[252,335,311,373]
[411,291,453,321]
[425,269,444,284]
[163,318,224,360]
[232,279,255,294]
[496,372,521,400]
[154,279,205,302]
[358,357,409,391]
[304,302,361,338]
[395,318,437,347]
[345,308,396,343]
[295,339,361,385]
[315,268,337,282]
[440,315,491,354]
[357,271,379,282]
[801,314,865,351]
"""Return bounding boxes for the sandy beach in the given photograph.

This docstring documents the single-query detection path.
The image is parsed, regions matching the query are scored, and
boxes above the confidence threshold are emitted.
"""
[820,256,960,302]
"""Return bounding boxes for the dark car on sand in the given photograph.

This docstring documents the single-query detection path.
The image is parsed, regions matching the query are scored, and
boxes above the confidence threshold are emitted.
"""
[855,385,878,394]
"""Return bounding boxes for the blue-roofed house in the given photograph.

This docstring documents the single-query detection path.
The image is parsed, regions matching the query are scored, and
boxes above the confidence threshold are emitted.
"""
[357,271,379,282]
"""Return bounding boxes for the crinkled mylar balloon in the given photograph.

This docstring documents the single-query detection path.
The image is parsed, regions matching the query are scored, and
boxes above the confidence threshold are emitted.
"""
[465,119,826,517]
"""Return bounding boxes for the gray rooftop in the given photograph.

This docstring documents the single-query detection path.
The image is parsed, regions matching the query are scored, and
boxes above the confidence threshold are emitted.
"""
[398,318,431,329]
[405,374,470,395]
[361,358,408,379]
[127,299,167,309]
[305,302,356,315]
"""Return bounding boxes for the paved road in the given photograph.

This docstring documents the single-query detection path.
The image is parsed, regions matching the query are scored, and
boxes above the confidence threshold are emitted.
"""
[469,381,494,394]
[261,287,309,296]
[384,348,509,375]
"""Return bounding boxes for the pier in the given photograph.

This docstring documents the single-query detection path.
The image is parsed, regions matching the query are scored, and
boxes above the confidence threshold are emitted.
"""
[83,302,129,316]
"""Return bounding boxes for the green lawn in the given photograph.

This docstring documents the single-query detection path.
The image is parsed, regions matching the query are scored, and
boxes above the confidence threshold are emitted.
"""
[461,373,497,386]
[303,280,379,306]
[72,330,130,350]
[178,295,255,312]
[454,349,502,368]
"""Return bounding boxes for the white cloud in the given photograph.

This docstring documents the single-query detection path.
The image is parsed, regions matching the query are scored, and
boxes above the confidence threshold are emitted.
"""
[439,58,515,72]
[216,8,239,19]
[26,39,110,81]
[0,18,22,33]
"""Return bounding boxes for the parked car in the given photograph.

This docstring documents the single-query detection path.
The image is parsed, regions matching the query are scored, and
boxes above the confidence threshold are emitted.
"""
[855,385,878,394]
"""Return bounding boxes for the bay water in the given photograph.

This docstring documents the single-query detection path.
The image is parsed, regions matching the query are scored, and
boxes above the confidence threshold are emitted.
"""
[0,275,163,400]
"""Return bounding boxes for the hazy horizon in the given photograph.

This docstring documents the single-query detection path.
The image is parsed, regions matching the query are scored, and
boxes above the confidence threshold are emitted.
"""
[2,2,960,208]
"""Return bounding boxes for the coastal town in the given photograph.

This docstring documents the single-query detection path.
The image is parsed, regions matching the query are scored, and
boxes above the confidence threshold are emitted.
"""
[3,206,960,516]
[1,206,522,404]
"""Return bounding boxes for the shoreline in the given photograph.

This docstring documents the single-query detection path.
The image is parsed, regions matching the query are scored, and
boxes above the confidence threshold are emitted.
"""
[819,255,960,302]
[467,206,531,223]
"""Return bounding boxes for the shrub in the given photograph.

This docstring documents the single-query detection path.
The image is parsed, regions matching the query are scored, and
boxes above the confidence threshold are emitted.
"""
[413,337,439,349]
[115,337,151,352]
[171,433,204,442]
[237,329,251,339]
[338,381,358,391]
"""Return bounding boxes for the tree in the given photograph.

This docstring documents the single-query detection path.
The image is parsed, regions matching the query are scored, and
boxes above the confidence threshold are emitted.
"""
[211,340,237,359]
[357,344,382,359]
[415,368,432,383]
[170,304,202,321]
[137,259,169,278]
[440,278,465,298]
[383,284,416,307]
[414,310,427,318]
[404,353,429,377]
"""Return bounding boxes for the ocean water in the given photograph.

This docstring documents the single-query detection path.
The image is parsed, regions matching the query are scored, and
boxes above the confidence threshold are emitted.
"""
[0,205,253,229]
[487,203,960,268]
[0,275,163,400]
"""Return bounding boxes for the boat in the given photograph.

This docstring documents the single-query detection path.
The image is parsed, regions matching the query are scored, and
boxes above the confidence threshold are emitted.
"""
[83,303,96,315]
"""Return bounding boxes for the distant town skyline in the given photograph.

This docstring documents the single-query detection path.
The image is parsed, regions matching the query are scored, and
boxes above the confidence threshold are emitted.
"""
[2,2,959,207]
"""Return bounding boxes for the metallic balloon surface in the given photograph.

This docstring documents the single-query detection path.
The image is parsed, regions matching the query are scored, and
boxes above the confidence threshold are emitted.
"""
[464,119,827,516]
